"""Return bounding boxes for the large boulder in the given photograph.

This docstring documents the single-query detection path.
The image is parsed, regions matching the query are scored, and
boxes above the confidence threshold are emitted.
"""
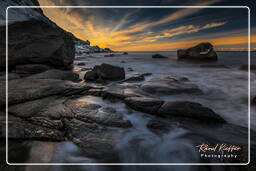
[84,63,125,82]
[0,0,75,70]
[177,42,217,61]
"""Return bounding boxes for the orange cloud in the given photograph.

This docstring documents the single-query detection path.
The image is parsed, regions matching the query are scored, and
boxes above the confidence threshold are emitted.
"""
[115,35,256,51]
[38,0,252,51]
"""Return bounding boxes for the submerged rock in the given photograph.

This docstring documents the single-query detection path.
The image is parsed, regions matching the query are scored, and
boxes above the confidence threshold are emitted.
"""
[152,54,168,58]
[146,120,170,132]
[141,76,201,95]
[84,63,125,82]
[177,42,217,61]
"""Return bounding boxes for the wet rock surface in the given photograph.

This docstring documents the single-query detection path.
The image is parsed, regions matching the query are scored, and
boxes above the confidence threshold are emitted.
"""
[141,76,202,95]
[157,101,226,122]
[177,42,218,61]
[27,69,80,81]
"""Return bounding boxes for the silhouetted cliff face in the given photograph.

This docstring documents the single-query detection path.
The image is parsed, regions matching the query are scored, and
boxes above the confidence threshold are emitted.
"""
[0,0,75,70]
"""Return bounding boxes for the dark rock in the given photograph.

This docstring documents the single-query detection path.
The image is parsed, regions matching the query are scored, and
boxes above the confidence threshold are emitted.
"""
[9,95,132,128]
[127,67,133,71]
[84,70,98,81]
[253,96,256,105]
[104,54,115,57]
[84,63,125,81]
[141,77,201,95]
[0,78,88,107]
[101,84,149,100]
[0,115,65,141]
[123,52,128,55]
[157,101,225,122]
[27,69,80,81]
[239,65,256,71]
[123,72,151,82]
[177,42,217,61]
[124,75,145,82]
[0,19,75,70]
[72,137,119,162]
[152,54,168,59]
[14,64,51,76]
[124,96,163,114]
[77,63,86,66]
[0,73,20,81]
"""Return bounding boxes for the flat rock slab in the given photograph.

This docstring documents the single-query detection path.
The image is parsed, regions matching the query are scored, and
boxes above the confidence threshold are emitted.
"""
[27,69,80,82]
[9,95,132,128]
[0,115,65,141]
[124,96,163,114]
[0,78,87,108]
[141,76,201,95]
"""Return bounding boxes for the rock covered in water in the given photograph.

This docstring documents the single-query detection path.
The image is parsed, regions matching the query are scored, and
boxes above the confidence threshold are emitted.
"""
[84,63,125,82]
[177,42,217,61]
[141,76,201,95]
[146,120,170,132]
[152,54,168,58]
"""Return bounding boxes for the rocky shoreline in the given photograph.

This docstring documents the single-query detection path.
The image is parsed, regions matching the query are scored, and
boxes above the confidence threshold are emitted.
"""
[0,0,255,170]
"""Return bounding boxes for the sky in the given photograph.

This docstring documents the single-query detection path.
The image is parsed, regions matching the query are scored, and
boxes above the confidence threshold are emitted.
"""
[38,0,256,51]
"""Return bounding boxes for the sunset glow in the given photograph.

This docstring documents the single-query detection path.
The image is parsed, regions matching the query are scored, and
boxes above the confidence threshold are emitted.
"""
[38,0,254,51]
